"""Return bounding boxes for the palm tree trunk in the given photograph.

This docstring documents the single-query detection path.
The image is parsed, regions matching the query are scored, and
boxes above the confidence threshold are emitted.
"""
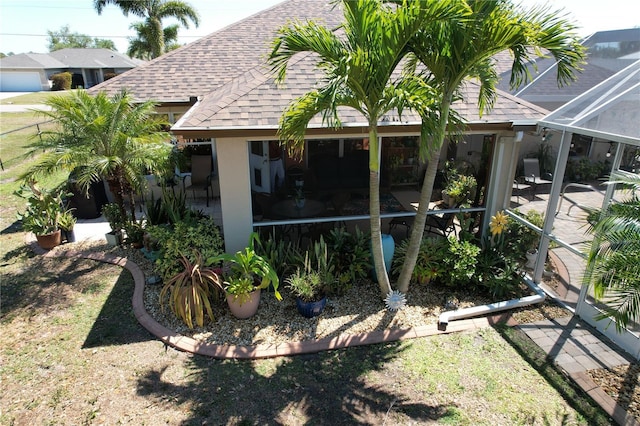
[397,98,452,293]
[368,123,392,298]
[149,17,165,59]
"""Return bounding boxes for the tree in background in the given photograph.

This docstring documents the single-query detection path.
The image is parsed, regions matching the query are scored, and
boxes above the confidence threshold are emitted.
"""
[94,0,199,59]
[394,0,586,295]
[127,22,180,60]
[47,25,116,51]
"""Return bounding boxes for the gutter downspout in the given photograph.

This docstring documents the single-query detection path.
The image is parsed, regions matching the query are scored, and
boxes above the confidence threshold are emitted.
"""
[437,275,546,331]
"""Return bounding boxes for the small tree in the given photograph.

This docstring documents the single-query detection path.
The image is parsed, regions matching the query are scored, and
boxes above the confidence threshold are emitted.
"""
[22,90,173,226]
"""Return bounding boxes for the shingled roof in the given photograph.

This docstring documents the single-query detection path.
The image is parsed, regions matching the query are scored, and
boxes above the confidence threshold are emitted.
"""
[91,0,548,133]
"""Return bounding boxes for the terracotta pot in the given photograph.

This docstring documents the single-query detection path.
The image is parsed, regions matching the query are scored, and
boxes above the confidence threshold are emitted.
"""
[36,230,62,250]
[226,289,261,319]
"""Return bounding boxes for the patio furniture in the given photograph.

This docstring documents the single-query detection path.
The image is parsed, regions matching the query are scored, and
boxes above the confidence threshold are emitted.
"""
[512,177,531,204]
[425,203,457,237]
[183,155,214,207]
[523,158,552,200]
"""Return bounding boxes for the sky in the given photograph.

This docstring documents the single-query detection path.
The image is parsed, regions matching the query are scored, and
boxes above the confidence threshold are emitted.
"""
[0,0,638,55]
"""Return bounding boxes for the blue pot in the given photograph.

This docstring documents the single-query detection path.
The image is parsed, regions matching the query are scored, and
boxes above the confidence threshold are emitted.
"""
[371,233,395,282]
[296,296,327,318]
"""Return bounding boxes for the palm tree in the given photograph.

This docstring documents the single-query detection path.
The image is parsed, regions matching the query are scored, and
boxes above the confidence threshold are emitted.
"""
[583,170,640,331]
[22,90,173,223]
[395,0,586,294]
[128,22,180,60]
[94,0,199,59]
[268,0,464,298]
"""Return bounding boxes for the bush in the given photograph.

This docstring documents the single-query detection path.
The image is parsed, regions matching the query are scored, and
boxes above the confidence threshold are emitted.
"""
[325,227,371,294]
[151,217,224,279]
[392,237,447,284]
[50,72,72,91]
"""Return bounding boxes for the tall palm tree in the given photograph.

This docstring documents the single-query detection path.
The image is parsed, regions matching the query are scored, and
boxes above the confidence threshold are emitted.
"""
[22,90,173,223]
[395,0,586,294]
[128,22,180,60]
[94,0,199,59]
[583,170,640,331]
[268,0,464,298]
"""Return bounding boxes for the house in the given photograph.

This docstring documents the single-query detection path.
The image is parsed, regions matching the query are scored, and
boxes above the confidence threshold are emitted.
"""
[0,48,142,92]
[90,0,549,253]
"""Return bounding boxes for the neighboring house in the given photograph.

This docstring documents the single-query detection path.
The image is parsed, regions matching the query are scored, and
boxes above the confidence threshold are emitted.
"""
[0,48,142,92]
[90,0,549,253]
[498,28,640,167]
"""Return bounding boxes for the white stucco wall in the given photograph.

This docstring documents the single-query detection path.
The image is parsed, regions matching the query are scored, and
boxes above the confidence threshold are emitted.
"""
[216,137,253,254]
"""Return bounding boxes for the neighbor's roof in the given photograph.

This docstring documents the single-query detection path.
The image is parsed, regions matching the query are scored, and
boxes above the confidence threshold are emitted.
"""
[0,49,140,70]
[91,0,549,133]
[48,48,142,68]
[0,52,67,69]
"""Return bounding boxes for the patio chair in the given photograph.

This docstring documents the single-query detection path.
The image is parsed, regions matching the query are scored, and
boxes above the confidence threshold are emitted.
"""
[425,204,457,237]
[523,158,552,200]
[184,155,214,207]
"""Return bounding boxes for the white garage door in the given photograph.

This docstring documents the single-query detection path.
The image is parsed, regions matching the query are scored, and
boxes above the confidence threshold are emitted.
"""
[0,72,42,92]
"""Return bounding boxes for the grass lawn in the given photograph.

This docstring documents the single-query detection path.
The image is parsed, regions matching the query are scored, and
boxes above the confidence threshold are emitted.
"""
[0,93,614,424]
[0,250,611,425]
[0,90,71,105]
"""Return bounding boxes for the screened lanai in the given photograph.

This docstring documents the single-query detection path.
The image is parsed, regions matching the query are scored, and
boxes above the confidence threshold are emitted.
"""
[510,60,639,359]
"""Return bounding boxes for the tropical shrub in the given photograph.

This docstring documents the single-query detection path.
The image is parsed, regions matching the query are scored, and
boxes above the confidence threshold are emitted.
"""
[209,232,281,304]
[254,230,303,280]
[152,217,224,279]
[325,227,371,293]
[440,236,481,287]
[159,251,223,329]
[15,181,66,236]
[392,237,446,285]
[475,211,526,298]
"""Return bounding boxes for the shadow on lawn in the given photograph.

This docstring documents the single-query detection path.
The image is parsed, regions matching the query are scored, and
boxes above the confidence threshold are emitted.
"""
[136,343,462,424]
[494,323,612,425]
[82,269,155,348]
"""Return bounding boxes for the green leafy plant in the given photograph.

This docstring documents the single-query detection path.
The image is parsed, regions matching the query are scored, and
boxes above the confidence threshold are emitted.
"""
[440,235,481,287]
[286,267,324,303]
[15,181,65,236]
[254,230,303,280]
[325,227,371,292]
[57,209,77,232]
[152,217,224,279]
[392,237,446,284]
[443,173,477,205]
[102,203,126,233]
[159,251,223,329]
[124,218,145,246]
[209,232,281,303]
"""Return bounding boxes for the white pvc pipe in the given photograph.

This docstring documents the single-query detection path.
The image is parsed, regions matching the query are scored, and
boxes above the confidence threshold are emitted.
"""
[437,275,546,331]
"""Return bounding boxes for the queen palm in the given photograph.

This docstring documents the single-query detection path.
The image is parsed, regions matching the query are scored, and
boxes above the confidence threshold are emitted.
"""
[94,0,200,59]
[583,170,640,331]
[395,0,586,294]
[268,0,464,298]
[22,90,172,223]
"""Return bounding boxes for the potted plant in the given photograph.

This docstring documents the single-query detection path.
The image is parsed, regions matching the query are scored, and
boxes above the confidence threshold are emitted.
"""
[159,251,224,329]
[209,232,281,319]
[286,255,328,318]
[102,203,125,245]
[443,173,477,207]
[15,181,65,249]
[124,218,145,248]
[58,209,77,243]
